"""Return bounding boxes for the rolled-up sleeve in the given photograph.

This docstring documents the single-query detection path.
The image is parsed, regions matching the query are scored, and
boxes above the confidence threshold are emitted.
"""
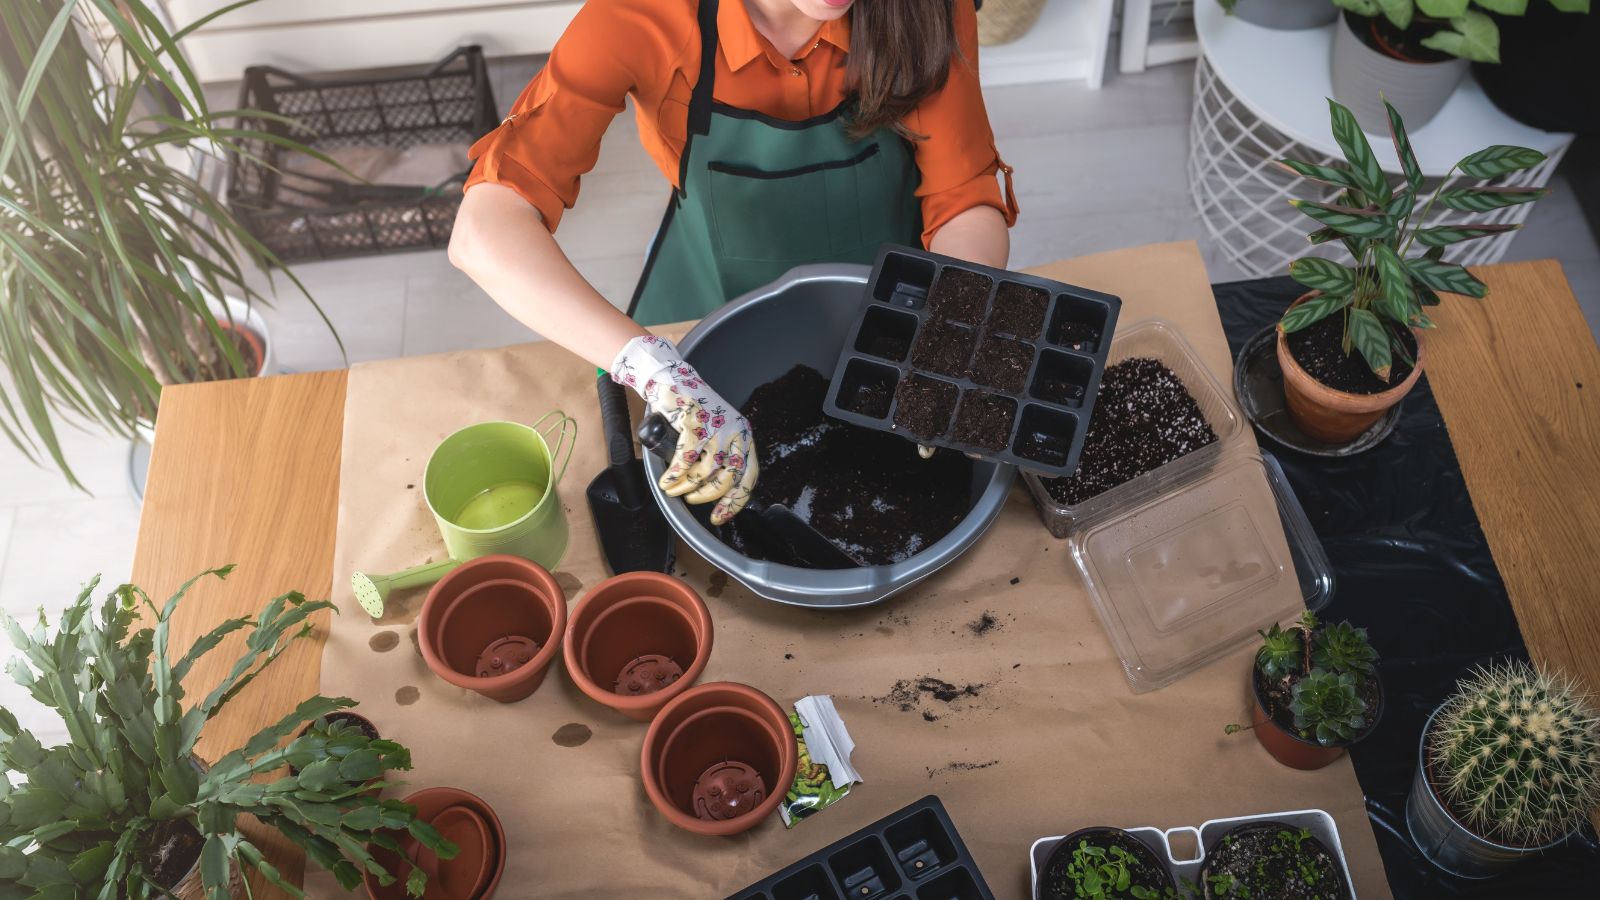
[464,0,638,231]
[903,0,1020,248]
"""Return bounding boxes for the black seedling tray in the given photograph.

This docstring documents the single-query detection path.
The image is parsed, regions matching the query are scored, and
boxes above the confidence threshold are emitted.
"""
[823,245,1121,477]
[727,795,994,900]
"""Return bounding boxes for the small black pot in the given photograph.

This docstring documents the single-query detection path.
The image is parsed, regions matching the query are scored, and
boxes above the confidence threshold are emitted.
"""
[1039,827,1175,900]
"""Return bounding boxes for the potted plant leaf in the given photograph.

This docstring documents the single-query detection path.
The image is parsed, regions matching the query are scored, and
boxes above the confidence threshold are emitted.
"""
[1038,828,1184,899]
[0,0,339,489]
[0,567,453,898]
[1406,660,1600,878]
[1217,0,1340,31]
[1225,612,1384,770]
[1274,96,1550,443]
[1330,0,1592,131]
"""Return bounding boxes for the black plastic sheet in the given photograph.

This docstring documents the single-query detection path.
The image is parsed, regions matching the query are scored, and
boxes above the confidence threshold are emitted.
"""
[1213,276,1600,898]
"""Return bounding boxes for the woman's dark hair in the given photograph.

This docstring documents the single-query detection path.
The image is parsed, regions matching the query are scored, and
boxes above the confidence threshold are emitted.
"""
[847,0,959,138]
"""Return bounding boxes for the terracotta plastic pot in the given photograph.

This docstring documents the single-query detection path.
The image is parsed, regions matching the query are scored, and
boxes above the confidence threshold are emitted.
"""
[641,682,797,837]
[1277,293,1425,443]
[418,555,566,703]
[1249,665,1385,770]
[363,787,506,900]
[563,572,713,722]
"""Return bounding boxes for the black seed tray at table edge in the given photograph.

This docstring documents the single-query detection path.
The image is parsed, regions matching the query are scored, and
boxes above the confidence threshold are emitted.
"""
[726,795,995,900]
[822,244,1122,478]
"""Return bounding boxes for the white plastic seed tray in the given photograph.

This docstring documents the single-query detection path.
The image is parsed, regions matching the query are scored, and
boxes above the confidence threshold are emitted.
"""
[1029,808,1356,899]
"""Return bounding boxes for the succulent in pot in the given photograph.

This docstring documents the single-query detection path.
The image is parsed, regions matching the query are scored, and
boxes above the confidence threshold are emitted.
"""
[1274,96,1550,443]
[1226,612,1384,769]
[0,567,455,898]
[1406,660,1600,878]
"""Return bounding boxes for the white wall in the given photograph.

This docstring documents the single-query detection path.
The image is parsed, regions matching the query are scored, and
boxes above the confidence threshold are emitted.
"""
[165,0,583,80]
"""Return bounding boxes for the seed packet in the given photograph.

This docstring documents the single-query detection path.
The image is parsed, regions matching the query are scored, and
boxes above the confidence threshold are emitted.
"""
[780,695,861,828]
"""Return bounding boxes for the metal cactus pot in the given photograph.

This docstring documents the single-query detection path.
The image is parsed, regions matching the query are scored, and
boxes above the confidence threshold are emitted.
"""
[1405,704,1570,878]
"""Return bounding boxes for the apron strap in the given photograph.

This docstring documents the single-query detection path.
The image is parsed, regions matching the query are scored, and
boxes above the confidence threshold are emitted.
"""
[688,0,721,138]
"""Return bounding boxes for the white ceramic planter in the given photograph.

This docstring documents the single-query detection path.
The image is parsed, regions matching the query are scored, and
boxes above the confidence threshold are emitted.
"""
[1331,11,1467,132]
[1233,0,1337,31]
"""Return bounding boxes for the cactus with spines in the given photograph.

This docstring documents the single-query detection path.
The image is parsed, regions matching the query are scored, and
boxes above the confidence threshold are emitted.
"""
[1430,661,1600,846]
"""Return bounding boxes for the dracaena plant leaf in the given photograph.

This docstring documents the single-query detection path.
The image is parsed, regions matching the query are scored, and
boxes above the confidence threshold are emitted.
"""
[1456,144,1547,178]
[1279,292,1354,334]
[1288,257,1358,294]
[1406,258,1489,297]
[1347,308,1395,379]
[1437,186,1549,212]
[1416,223,1521,247]
[1290,200,1397,239]
[1422,11,1502,62]
[1328,100,1391,204]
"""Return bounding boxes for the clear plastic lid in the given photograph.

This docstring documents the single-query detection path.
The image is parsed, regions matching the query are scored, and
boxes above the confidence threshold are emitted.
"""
[1068,435,1332,693]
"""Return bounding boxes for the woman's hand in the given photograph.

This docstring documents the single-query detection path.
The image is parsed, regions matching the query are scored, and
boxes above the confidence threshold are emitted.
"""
[612,336,758,525]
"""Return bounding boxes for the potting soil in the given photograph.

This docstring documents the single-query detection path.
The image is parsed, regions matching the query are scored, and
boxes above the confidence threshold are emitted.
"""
[988,282,1048,339]
[969,335,1033,393]
[713,366,973,567]
[1199,823,1344,900]
[928,268,992,323]
[1040,829,1173,900]
[952,391,1016,451]
[1043,357,1217,506]
[1285,313,1417,395]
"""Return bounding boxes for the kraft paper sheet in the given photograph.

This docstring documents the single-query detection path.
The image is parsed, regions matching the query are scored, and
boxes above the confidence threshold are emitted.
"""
[316,242,1391,899]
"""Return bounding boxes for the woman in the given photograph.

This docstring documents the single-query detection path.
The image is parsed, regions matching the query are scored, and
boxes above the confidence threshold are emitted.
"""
[449,0,1018,525]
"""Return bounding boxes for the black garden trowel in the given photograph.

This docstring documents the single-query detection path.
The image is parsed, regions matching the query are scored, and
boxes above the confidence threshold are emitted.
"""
[586,375,675,575]
[637,414,860,570]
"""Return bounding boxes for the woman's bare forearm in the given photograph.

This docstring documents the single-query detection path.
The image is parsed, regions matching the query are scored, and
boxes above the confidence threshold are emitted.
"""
[449,182,649,370]
[928,205,1010,269]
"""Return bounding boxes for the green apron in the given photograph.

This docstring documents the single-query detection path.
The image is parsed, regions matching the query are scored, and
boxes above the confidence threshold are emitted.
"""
[627,0,923,326]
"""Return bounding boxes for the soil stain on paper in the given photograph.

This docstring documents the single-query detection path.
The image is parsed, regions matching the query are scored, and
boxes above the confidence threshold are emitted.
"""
[395,686,421,706]
[925,760,999,780]
[368,631,400,652]
[551,723,593,747]
[875,676,988,722]
[707,571,728,598]
[555,571,584,595]
[966,611,1001,636]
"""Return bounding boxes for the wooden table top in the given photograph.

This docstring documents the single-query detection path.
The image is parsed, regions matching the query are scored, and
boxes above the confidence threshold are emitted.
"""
[131,257,1600,897]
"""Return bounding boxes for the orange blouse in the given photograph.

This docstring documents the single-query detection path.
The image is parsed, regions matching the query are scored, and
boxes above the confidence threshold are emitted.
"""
[465,0,1017,248]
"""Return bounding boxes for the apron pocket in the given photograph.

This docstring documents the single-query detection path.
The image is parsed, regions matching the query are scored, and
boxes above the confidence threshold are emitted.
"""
[705,143,882,262]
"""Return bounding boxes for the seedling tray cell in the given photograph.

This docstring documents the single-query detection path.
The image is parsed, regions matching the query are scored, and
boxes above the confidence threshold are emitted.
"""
[824,245,1122,477]
[728,795,994,900]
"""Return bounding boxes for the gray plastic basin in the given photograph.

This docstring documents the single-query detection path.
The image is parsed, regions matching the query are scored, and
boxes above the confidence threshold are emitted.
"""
[644,264,1016,609]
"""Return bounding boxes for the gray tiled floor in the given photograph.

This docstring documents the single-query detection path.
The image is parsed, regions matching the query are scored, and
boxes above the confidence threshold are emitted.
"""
[4,60,1598,744]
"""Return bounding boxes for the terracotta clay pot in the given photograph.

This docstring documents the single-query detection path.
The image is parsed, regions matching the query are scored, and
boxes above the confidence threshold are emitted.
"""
[563,572,712,722]
[363,787,506,900]
[418,555,566,703]
[1277,293,1425,443]
[1250,665,1385,770]
[640,682,797,837]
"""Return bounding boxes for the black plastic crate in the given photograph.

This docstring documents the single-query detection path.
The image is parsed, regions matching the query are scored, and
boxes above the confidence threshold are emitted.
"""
[823,245,1121,477]
[728,796,994,900]
[226,46,497,262]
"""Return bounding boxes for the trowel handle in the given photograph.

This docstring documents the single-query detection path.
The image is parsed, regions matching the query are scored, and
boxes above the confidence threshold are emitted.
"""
[637,413,675,462]
[596,375,635,469]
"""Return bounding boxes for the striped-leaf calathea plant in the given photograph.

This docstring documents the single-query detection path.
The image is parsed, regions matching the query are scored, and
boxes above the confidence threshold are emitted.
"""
[1276,97,1549,380]
[0,567,455,899]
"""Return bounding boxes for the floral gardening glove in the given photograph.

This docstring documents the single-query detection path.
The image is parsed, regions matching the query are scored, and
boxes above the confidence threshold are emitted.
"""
[611,335,758,525]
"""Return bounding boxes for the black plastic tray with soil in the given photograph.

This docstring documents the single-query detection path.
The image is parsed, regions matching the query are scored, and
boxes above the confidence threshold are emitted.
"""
[1042,357,1218,507]
[1198,821,1348,900]
[710,366,974,568]
[824,245,1122,477]
[1039,827,1177,900]
[726,795,995,900]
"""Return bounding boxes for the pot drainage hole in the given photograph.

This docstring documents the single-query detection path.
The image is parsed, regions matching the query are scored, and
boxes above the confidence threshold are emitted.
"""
[692,760,766,821]
[474,635,538,677]
[613,653,684,695]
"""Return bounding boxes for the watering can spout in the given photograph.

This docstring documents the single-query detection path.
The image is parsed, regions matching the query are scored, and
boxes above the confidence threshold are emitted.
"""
[351,558,461,617]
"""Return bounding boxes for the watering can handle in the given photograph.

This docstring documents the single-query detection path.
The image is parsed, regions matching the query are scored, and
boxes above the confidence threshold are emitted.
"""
[531,409,577,484]
[637,413,675,463]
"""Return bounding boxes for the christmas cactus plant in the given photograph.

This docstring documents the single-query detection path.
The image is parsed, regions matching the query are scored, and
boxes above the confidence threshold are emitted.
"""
[1277,97,1550,380]
[0,568,454,899]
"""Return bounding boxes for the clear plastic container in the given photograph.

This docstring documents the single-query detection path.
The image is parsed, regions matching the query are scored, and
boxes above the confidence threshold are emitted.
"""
[1022,319,1332,693]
